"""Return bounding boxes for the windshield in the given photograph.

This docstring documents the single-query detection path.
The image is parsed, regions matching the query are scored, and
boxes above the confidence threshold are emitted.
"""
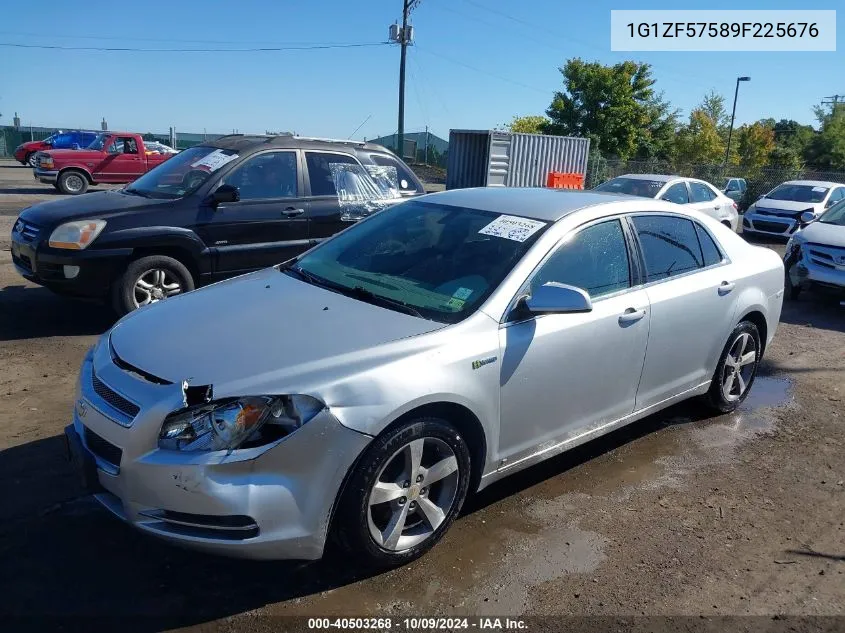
[290,200,549,323]
[86,133,109,151]
[765,184,828,203]
[819,199,845,226]
[594,177,664,198]
[124,146,239,199]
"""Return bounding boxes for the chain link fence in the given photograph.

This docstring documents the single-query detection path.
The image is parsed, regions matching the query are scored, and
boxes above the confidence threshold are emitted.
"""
[586,155,845,210]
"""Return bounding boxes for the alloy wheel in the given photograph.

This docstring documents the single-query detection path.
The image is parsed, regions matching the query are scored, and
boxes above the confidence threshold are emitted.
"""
[133,269,183,307]
[367,437,460,552]
[721,332,757,402]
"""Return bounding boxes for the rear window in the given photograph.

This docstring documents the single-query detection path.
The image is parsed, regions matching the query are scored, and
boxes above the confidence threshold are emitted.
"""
[306,152,359,196]
[594,177,664,198]
[695,223,723,267]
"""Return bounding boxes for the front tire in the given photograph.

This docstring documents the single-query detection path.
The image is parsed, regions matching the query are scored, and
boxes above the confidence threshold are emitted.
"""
[704,321,761,413]
[58,170,89,195]
[332,417,471,568]
[111,255,195,316]
[26,152,37,168]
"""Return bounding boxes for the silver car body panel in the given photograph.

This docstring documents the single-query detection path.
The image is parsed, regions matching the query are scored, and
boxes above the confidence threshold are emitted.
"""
[73,188,784,559]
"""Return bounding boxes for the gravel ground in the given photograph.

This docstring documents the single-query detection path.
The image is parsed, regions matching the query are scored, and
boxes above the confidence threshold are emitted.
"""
[0,159,843,630]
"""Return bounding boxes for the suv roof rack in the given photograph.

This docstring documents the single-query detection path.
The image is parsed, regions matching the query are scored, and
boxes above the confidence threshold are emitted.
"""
[269,134,368,147]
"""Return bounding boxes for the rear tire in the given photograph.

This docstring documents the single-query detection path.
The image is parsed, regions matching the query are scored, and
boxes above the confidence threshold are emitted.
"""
[703,321,761,414]
[111,255,195,316]
[332,417,471,569]
[58,170,89,195]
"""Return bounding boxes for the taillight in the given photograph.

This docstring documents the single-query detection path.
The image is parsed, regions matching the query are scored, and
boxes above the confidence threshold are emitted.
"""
[732,201,738,210]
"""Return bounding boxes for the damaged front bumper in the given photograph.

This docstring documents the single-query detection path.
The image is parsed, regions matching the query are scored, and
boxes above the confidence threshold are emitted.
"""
[69,341,372,560]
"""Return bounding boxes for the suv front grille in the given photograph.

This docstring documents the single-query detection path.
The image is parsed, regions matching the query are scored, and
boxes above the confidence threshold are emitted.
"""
[83,426,123,469]
[13,219,40,242]
[92,372,140,418]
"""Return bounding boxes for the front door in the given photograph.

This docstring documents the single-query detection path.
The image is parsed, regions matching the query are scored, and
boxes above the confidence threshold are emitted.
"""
[197,150,310,275]
[497,218,651,464]
[93,136,143,182]
[629,214,738,410]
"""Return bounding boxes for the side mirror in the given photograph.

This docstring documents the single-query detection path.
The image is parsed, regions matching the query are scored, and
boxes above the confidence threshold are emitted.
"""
[523,282,593,315]
[212,183,240,205]
[799,210,816,225]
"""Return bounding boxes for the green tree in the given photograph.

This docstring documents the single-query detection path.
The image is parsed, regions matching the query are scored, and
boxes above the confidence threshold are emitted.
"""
[772,119,816,155]
[735,121,775,168]
[805,104,845,169]
[633,91,679,160]
[699,90,731,140]
[506,115,549,134]
[544,59,663,159]
[673,109,725,164]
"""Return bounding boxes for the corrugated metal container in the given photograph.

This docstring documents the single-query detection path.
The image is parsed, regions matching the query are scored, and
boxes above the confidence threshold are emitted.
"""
[446,129,590,190]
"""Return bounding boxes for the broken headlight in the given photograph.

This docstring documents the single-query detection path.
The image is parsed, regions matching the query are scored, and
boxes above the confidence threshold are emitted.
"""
[158,395,324,452]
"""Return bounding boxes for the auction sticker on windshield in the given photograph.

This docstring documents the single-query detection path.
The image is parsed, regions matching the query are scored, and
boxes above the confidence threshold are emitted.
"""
[191,149,239,172]
[478,215,546,242]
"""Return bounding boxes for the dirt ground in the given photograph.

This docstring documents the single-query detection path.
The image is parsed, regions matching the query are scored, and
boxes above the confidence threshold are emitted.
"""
[0,159,843,630]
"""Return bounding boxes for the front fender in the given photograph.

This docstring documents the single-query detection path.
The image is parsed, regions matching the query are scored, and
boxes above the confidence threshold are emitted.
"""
[93,227,212,274]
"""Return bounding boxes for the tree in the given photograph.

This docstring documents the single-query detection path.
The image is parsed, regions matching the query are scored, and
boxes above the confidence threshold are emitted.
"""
[544,59,663,159]
[805,104,845,170]
[699,90,730,139]
[506,115,549,134]
[673,109,724,164]
[633,91,679,160]
[771,119,815,155]
[735,121,775,168]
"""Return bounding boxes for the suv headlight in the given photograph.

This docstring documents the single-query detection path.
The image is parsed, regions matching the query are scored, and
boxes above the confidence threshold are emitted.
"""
[48,220,106,249]
[158,395,324,452]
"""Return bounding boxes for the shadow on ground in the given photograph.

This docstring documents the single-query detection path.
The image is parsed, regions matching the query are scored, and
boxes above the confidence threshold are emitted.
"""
[0,395,725,627]
[0,285,114,341]
[780,295,845,334]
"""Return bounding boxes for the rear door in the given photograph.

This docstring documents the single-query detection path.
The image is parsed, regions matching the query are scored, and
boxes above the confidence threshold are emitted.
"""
[92,136,143,182]
[688,180,725,221]
[197,150,310,274]
[629,214,738,411]
[303,151,367,241]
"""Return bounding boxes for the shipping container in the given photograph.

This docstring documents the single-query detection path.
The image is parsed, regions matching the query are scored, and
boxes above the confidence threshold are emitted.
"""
[446,129,590,190]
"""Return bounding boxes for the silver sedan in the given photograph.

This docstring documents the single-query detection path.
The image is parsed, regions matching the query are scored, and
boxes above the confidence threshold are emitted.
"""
[65,187,784,566]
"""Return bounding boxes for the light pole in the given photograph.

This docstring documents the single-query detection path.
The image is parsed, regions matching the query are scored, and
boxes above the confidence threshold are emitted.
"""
[724,76,750,166]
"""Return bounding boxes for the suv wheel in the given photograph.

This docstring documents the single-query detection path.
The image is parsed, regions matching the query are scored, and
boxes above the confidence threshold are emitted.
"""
[332,417,471,568]
[58,170,89,195]
[112,255,195,315]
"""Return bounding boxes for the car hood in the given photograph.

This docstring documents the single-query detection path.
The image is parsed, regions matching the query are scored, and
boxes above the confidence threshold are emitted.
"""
[753,199,824,213]
[19,190,172,227]
[41,148,100,158]
[109,267,445,389]
[798,221,845,248]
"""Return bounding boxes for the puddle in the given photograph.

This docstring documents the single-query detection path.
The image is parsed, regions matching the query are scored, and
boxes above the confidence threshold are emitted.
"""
[738,375,793,412]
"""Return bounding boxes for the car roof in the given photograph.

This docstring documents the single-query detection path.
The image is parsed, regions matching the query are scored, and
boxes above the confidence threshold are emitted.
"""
[204,134,393,154]
[781,180,844,188]
[420,187,634,222]
[614,173,680,182]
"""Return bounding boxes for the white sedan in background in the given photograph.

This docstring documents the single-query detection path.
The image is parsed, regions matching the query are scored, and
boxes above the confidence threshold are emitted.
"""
[594,174,739,231]
[743,180,845,238]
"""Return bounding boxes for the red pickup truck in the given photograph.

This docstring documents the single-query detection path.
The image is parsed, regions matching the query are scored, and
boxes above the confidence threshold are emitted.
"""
[34,132,174,195]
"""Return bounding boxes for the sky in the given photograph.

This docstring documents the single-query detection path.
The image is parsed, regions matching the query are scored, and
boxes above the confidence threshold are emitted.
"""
[1,0,842,142]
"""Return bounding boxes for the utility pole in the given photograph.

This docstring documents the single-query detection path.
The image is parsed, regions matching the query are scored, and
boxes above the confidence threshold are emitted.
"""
[724,76,750,167]
[391,0,419,160]
[821,95,844,109]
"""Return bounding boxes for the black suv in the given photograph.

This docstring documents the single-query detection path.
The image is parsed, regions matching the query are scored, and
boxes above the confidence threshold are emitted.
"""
[11,135,425,314]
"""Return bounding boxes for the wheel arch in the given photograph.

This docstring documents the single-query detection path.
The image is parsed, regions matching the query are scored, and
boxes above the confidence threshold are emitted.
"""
[737,309,768,355]
[58,166,93,183]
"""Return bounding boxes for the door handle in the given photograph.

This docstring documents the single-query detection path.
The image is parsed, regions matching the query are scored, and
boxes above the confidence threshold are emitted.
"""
[282,207,305,217]
[718,281,736,295]
[618,307,646,325]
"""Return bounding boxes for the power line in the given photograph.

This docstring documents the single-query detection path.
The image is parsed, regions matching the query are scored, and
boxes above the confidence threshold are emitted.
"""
[0,30,364,46]
[415,46,550,95]
[0,41,389,53]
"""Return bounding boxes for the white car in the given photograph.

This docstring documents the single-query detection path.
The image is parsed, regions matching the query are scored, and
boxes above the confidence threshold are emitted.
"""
[744,180,845,238]
[784,200,845,301]
[143,141,178,155]
[594,174,739,231]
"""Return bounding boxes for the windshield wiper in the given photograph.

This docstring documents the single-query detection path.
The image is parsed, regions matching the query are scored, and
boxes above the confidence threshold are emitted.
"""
[348,286,425,318]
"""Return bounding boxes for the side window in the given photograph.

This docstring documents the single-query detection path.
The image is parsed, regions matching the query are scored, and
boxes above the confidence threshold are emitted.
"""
[369,153,423,193]
[222,151,298,200]
[53,133,71,147]
[531,220,631,299]
[305,152,359,196]
[738,179,747,192]
[694,222,724,267]
[828,188,845,204]
[661,182,689,204]
[725,179,739,192]
[690,182,715,202]
[632,216,704,282]
[108,136,138,154]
